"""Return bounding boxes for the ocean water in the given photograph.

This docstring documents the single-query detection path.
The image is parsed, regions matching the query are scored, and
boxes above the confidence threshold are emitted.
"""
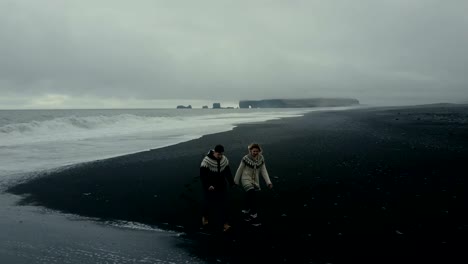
[0,107,356,185]
[0,108,319,183]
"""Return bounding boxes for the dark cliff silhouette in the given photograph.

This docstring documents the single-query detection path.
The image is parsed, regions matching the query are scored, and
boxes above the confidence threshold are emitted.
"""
[176,105,192,109]
[239,98,359,108]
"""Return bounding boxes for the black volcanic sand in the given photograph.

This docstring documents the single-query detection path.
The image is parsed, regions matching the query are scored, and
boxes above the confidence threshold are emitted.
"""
[8,104,468,263]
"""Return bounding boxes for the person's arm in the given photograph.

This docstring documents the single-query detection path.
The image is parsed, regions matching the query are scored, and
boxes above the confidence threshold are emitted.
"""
[234,161,245,185]
[224,165,235,187]
[260,163,273,189]
[200,166,212,191]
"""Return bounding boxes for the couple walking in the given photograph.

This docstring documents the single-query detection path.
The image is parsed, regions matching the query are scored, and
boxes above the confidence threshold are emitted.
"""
[199,143,273,232]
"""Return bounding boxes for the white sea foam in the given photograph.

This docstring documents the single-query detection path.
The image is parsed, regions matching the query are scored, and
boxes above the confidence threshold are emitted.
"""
[0,107,355,181]
[0,111,305,146]
[105,220,172,233]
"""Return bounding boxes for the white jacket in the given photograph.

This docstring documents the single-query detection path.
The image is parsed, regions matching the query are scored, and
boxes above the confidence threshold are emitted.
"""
[234,154,271,191]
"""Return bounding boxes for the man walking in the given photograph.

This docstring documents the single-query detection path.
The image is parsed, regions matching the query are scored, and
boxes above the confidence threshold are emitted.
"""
[200,144,235,232]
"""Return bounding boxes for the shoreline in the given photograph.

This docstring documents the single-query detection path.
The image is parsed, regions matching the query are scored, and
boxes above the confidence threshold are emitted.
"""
[0,192,203,263]
[0,107,320,181]
[7,104,468,263]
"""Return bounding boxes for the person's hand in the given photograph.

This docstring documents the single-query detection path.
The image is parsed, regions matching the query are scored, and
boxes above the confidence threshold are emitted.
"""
[208,186,215,191]
[267,183,273,189]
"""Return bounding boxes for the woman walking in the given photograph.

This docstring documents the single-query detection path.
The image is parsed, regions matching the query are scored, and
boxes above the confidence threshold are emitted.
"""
[234,143,273,226]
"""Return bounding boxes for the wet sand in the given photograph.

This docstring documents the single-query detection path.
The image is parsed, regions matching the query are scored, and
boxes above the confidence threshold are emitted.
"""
[0,193,204,263]
[7,104,468,263]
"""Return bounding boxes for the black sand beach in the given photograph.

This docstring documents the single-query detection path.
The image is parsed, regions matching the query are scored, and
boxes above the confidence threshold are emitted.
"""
[8,104,468,263]
[0,193,204,263]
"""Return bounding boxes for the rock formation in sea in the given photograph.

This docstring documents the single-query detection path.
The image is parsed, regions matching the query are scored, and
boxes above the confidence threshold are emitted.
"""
[238,98,359,108]
[176,105,192,109]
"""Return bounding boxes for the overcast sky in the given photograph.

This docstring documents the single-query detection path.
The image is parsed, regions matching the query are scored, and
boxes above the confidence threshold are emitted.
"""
[1,0,467,109]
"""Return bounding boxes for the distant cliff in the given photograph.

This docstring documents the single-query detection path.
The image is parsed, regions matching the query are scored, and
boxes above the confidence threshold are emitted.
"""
[176,105,192,109]
[239,98,359,108]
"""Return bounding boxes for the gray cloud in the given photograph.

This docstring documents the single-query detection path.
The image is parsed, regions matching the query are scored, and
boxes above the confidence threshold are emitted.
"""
[1,0,467,108]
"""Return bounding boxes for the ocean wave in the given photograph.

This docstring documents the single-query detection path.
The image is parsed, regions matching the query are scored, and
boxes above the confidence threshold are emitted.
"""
[0,114,178,146]
[0,114,159,133]
[0,110,309,147]
[1,108,361,177]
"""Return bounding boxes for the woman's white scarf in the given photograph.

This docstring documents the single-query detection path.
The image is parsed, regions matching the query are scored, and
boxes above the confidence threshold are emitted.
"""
[242,154,264,184]
[241,154,265,169]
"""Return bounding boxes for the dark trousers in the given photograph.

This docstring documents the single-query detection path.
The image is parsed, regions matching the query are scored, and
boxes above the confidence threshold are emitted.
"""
[202,190,228,227]
[245,189,258,215]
